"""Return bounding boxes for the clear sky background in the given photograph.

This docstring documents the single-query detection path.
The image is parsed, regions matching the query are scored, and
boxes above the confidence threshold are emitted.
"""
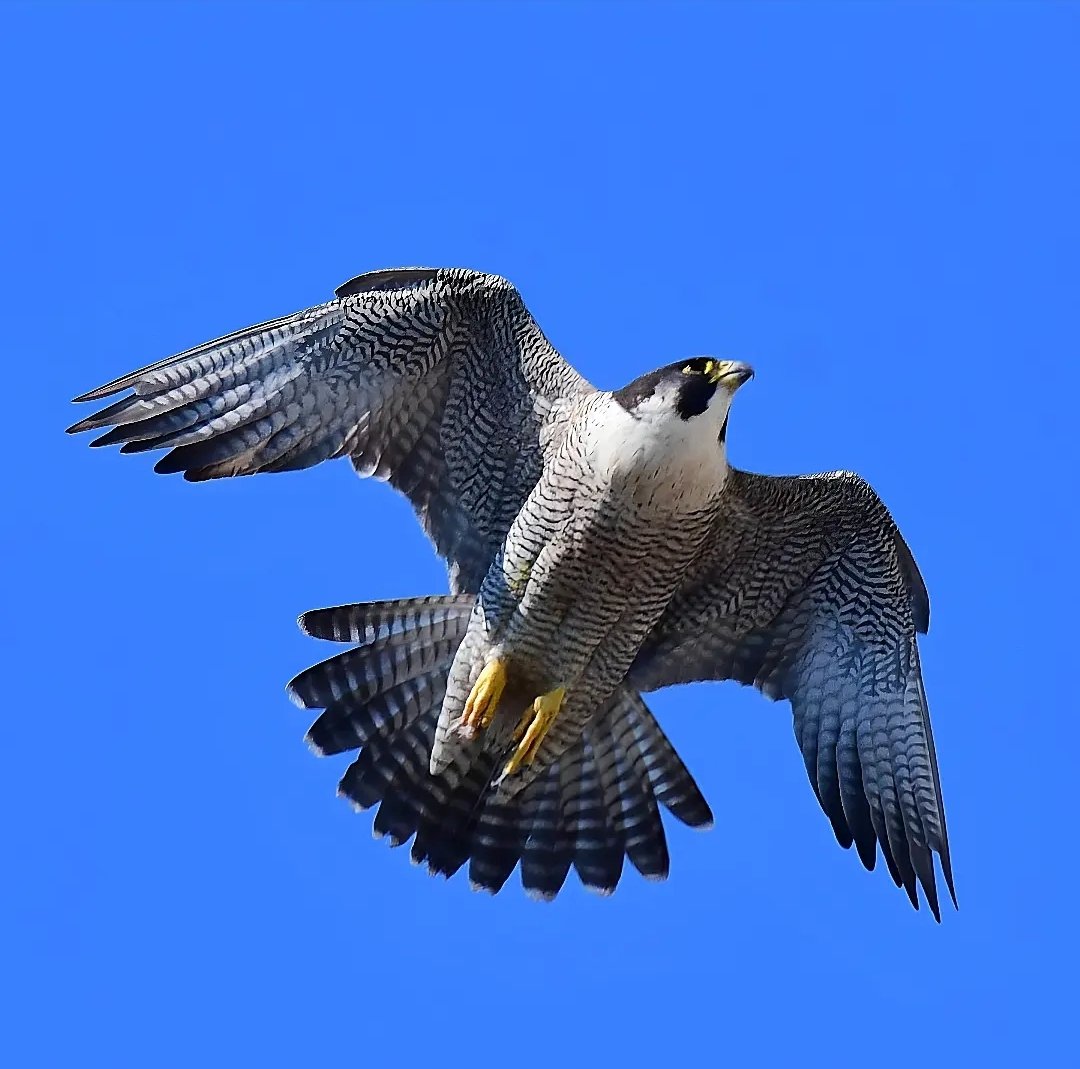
[3,2,1077,1066]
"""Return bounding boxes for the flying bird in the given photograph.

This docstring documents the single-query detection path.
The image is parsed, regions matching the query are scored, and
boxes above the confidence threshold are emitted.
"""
[68,267,955,917]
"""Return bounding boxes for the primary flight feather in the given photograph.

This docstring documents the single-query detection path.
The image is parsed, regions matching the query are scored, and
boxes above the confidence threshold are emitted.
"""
[68,267,955,916]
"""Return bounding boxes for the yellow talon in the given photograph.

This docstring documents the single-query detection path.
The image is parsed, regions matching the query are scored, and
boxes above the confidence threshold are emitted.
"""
[502,686,566,778]
[460,658,509,736]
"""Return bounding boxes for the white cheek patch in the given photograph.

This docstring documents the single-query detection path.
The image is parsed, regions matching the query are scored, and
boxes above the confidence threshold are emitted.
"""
[583,393,730,503]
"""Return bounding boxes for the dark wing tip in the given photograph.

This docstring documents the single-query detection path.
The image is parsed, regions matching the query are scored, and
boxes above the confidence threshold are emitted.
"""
[152,453,186,476]
[940,846,958,911]
[853,835,878,873]
[71,383,123,405]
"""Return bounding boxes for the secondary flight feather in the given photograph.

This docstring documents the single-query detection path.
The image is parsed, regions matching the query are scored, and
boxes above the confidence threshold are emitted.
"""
[69,267,955,917]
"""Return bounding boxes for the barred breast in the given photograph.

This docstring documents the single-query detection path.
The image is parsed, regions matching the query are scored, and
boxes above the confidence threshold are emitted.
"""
[435,390,730,785]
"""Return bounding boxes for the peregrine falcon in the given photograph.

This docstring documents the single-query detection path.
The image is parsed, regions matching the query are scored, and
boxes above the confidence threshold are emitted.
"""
[68,267,955,918]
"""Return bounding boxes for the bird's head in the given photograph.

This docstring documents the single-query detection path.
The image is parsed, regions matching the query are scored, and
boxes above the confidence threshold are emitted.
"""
[612,357,754,442]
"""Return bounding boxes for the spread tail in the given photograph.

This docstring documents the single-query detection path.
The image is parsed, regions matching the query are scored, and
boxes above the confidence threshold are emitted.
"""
[290,595,713,897]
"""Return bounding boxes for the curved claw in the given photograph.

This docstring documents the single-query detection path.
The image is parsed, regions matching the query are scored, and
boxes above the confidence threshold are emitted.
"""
[501,686,566,779]
[460,658,508,737]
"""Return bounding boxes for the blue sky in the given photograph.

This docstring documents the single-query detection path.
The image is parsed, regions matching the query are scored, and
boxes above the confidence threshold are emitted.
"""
[4,2,1077,1065]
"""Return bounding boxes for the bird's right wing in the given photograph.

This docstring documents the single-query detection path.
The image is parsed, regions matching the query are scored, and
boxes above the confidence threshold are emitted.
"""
[630,469,954,918]
[67,268,594,592]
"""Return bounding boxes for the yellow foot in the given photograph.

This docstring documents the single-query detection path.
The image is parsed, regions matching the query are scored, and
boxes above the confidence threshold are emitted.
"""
[502,686,566,779]
[460,658,509,737]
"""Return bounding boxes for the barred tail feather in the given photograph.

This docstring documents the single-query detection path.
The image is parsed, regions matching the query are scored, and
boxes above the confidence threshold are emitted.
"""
[519,766,575,898]
[295,594,712,897]
[298,595,475,644]
[613,693,715,829]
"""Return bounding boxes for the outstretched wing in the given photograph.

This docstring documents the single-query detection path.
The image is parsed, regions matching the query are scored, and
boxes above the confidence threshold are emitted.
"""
[68,267,593,592]
[629,469,954,918]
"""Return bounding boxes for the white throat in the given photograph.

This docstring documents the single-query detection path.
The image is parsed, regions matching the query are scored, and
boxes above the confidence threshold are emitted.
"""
[583,392,730,509]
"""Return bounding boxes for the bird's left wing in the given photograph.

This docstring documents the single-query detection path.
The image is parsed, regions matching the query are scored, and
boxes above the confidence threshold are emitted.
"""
[629,469,954,918]
[68,268,594,591]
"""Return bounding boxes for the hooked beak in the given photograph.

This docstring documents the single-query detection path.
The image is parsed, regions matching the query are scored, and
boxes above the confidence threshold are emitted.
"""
[707,359,755,390]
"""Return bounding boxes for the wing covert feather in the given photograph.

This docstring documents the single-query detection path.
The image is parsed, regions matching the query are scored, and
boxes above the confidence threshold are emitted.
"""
[631,469,954,918]
[69,268,593,592]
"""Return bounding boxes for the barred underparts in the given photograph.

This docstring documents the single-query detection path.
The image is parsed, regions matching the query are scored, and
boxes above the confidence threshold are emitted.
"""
[69,267,954,917]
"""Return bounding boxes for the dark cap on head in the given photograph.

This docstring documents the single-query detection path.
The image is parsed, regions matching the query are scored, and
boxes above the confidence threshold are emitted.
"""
[613,358,754,420]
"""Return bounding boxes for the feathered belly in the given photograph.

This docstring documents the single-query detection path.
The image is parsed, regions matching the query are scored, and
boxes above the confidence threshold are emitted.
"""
[435,412,726,783]
[500,489,716,701]
[427,488,713,790]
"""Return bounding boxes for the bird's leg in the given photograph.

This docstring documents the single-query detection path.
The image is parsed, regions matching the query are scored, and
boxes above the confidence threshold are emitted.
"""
[459,657,509,737]
[501,686,566,779]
